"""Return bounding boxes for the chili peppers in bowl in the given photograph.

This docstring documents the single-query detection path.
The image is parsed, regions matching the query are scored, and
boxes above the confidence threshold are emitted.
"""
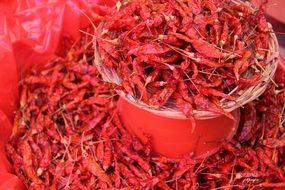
[94,0,279,120]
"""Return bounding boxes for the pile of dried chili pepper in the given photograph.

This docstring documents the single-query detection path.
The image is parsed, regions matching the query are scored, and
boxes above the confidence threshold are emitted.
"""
[95,0,272,119]
[5,34,285,189]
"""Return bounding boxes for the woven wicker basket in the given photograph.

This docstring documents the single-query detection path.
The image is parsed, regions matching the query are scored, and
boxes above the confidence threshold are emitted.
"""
[94,0,279,119]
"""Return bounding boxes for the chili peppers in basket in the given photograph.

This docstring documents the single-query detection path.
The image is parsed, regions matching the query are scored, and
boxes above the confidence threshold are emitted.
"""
[95,0,274,118]
[5,33,285,189]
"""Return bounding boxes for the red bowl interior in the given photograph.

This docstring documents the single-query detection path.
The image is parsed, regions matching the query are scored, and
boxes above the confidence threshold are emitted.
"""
[118,98,240,159]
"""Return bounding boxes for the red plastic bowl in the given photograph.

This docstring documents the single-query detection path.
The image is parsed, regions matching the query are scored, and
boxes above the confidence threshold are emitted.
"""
[118,97,240,158]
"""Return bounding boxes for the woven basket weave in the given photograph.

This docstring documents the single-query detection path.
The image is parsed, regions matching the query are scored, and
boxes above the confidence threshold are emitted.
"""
[94,0,279,119]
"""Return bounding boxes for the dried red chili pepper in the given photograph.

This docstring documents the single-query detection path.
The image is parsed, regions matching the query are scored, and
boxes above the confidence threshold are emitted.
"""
[96,141,104,162]
[238,102,256,142]
[18,140,42,184]
[148,80,177,108]
[233,50,252,81]
[171,32,224,58]
[84,155,112,186]
[194,94,234,119]
[102,139,113,171]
